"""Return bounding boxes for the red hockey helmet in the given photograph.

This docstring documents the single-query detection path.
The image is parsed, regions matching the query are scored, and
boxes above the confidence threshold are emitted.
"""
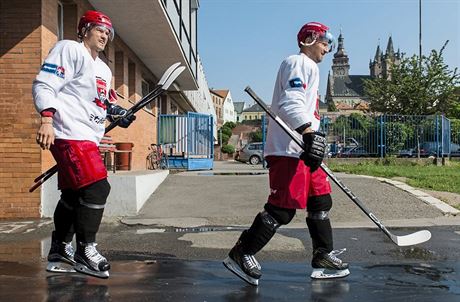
[78,10,114,40]
[297,22,335,52]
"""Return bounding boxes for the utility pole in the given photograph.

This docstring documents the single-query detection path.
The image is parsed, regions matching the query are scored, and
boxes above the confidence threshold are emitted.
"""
[419,0,422,68]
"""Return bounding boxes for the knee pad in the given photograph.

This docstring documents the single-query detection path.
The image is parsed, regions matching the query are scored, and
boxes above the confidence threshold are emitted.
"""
[264,203,296,226]
[79,179,111,209]
[307,194,332,220]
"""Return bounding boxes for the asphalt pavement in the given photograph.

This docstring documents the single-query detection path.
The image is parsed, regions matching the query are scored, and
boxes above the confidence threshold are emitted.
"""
[1,160,459,301]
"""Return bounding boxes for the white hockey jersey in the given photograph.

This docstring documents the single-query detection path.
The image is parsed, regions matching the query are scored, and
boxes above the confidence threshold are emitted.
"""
[264,52,321,158]
[32,40,112,145]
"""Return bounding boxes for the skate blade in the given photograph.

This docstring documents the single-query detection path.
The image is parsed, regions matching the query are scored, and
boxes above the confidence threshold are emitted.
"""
[310,268,350,279]
[223,256,259,286]
[75,263,109,279]
[46,261,76,273]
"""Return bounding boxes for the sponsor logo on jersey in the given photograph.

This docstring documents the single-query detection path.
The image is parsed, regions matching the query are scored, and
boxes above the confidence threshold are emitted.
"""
[314,94,320,120]
[96,77,108,102]
[289,77,305,88]
[40,63,65,79]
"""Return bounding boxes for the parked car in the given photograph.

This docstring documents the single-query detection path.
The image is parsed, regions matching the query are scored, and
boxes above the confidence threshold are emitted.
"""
[236,142,264,165]
[398,142,460,158]
[338,146,370,158]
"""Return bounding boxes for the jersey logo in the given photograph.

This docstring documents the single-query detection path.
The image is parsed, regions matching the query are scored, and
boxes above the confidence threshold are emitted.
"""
[40,63,65,79]
[289,77,306,89]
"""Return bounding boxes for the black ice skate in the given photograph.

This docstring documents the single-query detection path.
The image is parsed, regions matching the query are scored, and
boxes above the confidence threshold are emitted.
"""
[74,242,110,279]
[46,233,76,273]
[310,248,350,279]
[223,244,262,286]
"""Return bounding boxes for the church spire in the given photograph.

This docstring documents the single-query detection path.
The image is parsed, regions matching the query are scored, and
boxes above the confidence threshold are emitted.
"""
[331,31,350,77]
[386,36,394,58]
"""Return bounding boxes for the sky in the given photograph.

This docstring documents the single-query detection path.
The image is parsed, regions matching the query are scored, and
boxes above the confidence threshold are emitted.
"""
[198,0,460,106]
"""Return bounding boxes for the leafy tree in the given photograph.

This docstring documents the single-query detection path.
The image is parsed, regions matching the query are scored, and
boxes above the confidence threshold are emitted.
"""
[249,130,263,142]
[223,121,236,129]
[221,126,232,137]
[364,41,460,117]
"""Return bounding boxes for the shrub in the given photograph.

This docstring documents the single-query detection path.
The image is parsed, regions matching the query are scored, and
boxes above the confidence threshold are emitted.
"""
[222,144,235,154]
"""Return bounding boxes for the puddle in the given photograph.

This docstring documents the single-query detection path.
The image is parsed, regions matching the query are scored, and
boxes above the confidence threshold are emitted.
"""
[197,172,267,176]
[390,247,438,260]
[172,226,239,233]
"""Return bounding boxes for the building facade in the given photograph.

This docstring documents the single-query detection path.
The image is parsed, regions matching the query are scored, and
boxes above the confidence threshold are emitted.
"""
[0,0,215,218]
[326,33,400,113]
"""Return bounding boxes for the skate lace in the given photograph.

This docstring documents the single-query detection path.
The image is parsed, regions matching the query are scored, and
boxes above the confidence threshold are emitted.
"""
[243,254,260,270]
[64,243,75,258]
[328,248,346,263]
[85,244,106,264]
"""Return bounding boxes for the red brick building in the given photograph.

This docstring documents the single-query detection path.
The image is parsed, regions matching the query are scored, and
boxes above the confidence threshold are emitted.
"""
[0,0,203,218]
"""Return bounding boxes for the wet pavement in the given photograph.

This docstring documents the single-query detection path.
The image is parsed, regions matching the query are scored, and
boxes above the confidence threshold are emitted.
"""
[1,161,460,301]
[1,257,459,302]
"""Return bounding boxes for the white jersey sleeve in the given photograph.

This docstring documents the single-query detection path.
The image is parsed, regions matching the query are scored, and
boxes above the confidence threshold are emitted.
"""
[32,40,82,113]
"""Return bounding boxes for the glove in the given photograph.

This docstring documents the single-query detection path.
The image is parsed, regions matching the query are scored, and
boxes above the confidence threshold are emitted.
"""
[106,104,136,128]
[300,131,326,172]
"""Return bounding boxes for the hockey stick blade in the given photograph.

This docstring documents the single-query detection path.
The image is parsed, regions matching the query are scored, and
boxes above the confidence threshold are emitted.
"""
[244,86,432,246]
[30,64,185,192]
[391,230,431,246]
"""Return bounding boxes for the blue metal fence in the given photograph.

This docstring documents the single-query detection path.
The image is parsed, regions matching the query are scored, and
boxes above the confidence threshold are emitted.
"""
[158,112,214,170]
[321,113,454,158]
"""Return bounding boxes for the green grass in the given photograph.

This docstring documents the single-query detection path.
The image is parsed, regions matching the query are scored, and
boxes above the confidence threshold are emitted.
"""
[327,159,460,194]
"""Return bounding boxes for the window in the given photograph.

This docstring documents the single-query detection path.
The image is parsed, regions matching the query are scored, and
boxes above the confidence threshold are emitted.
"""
[57,2,64,40]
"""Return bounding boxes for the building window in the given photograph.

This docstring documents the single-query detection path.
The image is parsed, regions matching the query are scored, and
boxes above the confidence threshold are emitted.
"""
[57,2,64,40]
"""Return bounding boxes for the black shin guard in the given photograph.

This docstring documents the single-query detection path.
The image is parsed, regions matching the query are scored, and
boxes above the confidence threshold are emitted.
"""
[75,179,110,243]
[307,194,334,253]
[306,217,333,253]
[53,190,77,242]
[240,203,296,255]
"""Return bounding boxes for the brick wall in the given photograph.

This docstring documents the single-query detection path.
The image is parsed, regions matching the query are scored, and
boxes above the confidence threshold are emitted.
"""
[0,0,43,218]
[0,0,170,218]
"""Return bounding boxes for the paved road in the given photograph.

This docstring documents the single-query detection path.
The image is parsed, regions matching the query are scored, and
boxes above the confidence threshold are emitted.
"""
[0,161,459,301]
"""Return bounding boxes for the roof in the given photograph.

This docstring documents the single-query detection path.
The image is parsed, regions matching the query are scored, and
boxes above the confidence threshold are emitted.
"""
[233,102,245,114]
[242,103,266,113]
[210,89,229,99]
[328,75,372,97]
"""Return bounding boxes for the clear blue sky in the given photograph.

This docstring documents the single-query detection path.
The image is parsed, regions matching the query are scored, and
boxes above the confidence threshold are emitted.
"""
[198,0,460,106]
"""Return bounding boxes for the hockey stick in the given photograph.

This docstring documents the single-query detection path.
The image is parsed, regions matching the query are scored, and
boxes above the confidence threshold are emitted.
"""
[29,62,185,185]
[29,63,185,192]
[244,86,431,247]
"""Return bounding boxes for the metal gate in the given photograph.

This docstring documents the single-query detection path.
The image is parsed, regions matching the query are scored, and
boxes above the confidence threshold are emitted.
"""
[158,112,214,170]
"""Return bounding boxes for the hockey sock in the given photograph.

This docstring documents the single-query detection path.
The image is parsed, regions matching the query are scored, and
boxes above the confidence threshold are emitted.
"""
[306,217,333,253]
[75,179,110,243]
[53,190,77,242]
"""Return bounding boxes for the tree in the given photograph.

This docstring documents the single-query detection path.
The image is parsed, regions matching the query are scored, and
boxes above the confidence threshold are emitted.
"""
[249,130,263,142]
[364,41,460,117]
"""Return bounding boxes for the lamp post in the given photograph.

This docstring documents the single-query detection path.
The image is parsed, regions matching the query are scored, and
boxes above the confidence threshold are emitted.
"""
[219,127,222,160]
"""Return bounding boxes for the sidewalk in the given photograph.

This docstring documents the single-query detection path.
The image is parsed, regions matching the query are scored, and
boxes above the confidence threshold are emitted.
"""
[122,160,460,229]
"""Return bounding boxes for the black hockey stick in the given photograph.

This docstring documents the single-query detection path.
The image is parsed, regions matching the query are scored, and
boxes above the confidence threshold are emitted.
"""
[30,63,185,192]
[244,86,431,247]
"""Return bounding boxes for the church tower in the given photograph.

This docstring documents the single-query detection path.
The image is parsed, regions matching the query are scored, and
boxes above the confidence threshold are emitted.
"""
[331,32,350,77]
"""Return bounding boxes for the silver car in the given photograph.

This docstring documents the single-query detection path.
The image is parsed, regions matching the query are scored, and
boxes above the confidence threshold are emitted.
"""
[236,142,264,165]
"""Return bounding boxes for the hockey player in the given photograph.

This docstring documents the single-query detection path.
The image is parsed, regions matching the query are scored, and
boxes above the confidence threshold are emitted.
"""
[33,10,135,279]
[223,22,349,285]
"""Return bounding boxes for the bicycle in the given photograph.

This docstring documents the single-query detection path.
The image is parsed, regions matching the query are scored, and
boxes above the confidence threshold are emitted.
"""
[146,144,169,170]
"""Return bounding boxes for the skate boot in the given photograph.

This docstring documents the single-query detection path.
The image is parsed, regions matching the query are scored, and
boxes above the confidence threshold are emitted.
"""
[46,232,76,273]
[74,242,110,279]
[223,242,262,286]
[310,248,350,279]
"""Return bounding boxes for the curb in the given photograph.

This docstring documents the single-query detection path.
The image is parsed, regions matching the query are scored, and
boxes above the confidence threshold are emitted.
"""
[373,177,460,216]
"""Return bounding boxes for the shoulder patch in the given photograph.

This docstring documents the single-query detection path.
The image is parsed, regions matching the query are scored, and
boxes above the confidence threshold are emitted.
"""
[289,77,304,88]
[41,63,65,79]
